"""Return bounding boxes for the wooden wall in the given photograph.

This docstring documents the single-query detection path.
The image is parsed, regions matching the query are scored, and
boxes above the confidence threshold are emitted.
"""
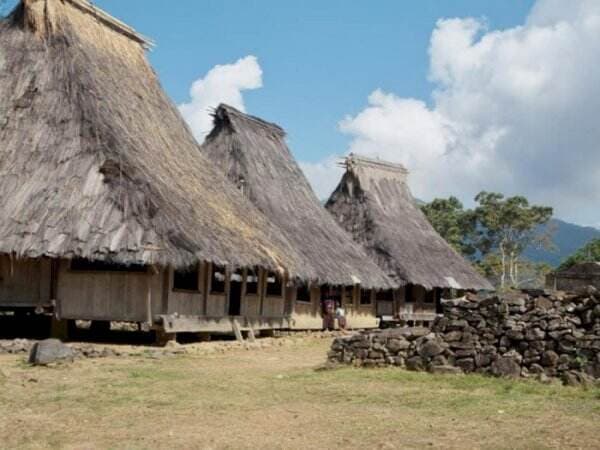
[0,254,382,333]
[396,285,437,319]
[58,260,290,324]
[290,284,378,330]
[0,255,51,308]
[345,285,379,329]
[261,271,286,317]
[57,260,163,322]
[165,263,208,316]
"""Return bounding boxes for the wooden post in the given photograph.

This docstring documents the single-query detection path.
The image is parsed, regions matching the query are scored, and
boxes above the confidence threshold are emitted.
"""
[224,267,231,316]
[161,267,170,315]
[146,272,153,325]
[50,317,69,341]
[203,263,210,316]
[259,268,265,316]
[48,258,68,340]
[155,328,176,346]
[246,327,256,343]
[240,267,247,317]
[146,265,158,326]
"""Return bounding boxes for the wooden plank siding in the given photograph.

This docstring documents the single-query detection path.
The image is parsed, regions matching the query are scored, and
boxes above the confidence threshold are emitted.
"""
[0,255,381,332]
[57,260,163,322]
[0,255,50,308]
[289,284,379,330]
[395,285,437,320]
[166,264,207,316]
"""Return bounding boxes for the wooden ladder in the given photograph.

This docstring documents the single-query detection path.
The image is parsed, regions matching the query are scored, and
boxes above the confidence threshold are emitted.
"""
[231,318,256,343]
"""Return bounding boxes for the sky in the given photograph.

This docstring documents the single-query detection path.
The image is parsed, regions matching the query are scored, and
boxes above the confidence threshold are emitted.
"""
[6,0,600,227]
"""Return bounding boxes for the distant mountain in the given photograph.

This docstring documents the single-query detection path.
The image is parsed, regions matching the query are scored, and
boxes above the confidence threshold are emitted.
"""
[524,219,600,268]
[322,197,598,269]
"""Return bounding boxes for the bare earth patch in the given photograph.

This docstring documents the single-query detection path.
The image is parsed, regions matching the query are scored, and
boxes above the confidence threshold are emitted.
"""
[0,338,598,449]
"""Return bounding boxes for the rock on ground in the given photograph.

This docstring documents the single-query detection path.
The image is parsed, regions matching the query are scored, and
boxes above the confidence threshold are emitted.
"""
[28,339,75,366]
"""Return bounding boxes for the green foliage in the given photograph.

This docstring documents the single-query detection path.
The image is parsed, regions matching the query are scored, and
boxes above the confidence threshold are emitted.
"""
[422,191,554,288]
[420,196,477,257]
[473,191,554,259]
[558,238,600,270]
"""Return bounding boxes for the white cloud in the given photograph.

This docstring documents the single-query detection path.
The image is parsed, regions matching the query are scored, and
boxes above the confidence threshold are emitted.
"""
[303,0,600,225]
[300,156,344,202]
[179,55,263,142]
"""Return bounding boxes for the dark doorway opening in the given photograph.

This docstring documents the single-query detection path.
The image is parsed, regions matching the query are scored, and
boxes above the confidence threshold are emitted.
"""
[229,274,242,316]
[435,288,444,314]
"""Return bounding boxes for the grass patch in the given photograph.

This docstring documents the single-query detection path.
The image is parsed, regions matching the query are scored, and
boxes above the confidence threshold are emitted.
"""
[0,339,598,449]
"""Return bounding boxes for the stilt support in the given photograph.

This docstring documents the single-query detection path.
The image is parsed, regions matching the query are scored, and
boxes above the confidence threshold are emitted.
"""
[50,318,69,341]
[245,327,256,343]
[155,329,176,346]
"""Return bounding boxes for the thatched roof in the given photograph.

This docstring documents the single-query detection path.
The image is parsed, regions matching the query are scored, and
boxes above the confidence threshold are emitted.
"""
[200,105,394,289]
[0,0,308,272]
[326,154,493,290]
[554,262,600,277]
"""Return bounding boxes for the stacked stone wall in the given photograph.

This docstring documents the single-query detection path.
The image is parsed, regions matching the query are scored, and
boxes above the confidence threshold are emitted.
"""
[328,290,600,385]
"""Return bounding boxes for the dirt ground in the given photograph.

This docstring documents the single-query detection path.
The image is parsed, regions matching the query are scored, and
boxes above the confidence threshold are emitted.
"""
[0,338,599,450]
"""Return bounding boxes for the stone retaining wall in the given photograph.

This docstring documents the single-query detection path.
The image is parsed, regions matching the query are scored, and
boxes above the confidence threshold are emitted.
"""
[328,289,600,385]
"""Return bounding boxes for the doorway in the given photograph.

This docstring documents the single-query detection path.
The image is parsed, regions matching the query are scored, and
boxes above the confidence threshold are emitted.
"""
[229,274,242,316]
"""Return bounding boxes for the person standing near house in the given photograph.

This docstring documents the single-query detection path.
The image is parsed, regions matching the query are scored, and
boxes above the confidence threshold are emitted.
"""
[321,289,336,330]
[335,302,347,330]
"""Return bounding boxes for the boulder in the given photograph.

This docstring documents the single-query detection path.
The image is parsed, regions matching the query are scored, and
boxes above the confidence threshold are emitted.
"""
[506,329,524,341]
[474,353,493,368]
[28,339,75,366]
[386,338,410,354]
[491,355,521,378]
[534,296,554,310]
[525,328,545,341]
[455,358,475,372]
[406,356,425,371]
[561,370,595,387]
[443,331,463,342]
[417,341,445,359]
[541,350,560,367]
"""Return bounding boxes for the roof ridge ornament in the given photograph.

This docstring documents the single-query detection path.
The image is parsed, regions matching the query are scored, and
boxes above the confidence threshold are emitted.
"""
[341,153,408,173]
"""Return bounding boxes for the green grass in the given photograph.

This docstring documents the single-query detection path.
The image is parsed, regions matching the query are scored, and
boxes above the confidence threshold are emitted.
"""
[0,339,598,449]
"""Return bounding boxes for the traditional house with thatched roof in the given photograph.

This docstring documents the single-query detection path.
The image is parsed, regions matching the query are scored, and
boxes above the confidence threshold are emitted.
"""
[546,262,600,291]
[0,0,356,339]
[201,105,395,329]
[326,154,493,324]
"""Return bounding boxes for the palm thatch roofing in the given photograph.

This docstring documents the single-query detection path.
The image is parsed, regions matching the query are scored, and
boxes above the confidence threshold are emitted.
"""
[200,105,394,289]
[0,0,310,273]
[326,154,493,291]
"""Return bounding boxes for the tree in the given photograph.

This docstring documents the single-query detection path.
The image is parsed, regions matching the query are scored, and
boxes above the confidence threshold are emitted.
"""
[473,192,553,289]
[422,191,554,289]
[420,196,477,258]
[558,238,600,270]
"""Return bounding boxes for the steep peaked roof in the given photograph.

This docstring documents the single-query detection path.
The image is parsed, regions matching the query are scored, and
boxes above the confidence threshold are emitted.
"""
[200,105,394,289]
[326,154,493,290]
[554,261,600,276]
[0,0,308,273]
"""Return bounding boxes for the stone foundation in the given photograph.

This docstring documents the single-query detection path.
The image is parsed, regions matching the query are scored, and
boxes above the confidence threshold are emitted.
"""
[328,289,600,385]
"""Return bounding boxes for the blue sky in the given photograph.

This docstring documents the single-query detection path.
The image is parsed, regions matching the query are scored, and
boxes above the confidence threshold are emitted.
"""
[90,0,533,163]
[5,0,600,226]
